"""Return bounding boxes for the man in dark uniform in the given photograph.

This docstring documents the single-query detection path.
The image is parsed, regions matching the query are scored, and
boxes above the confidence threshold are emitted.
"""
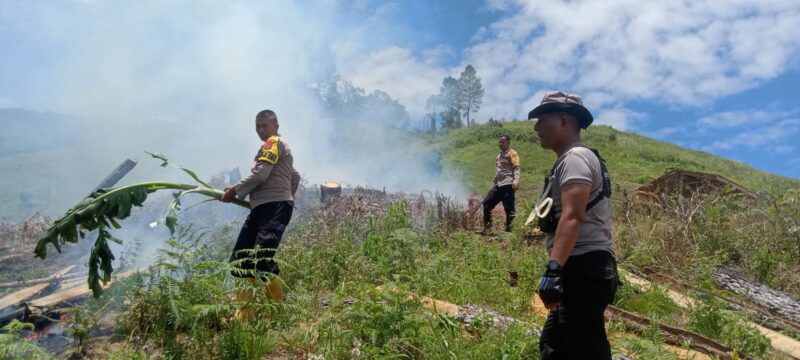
[482,135,520,234]
[221,109,301,321]
[529,92,618,359]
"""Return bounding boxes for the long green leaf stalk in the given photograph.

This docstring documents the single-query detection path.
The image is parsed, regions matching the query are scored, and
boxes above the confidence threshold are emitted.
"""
[35,153,249,297]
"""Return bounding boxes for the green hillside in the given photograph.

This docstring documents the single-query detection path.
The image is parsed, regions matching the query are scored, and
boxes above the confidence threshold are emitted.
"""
[4,120,798,359]
[436,120,800,198]
[436,120,800,297]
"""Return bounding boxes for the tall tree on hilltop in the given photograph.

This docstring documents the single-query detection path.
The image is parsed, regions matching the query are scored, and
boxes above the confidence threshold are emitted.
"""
[457,65,484,127]
[363,89,410,128]
[312,75,410,128]
[425,94,439,133]
[438,76,463,130]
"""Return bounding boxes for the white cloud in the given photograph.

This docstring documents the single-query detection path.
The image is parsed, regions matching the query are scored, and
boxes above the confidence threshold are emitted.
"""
[593,108,645,131]
[697,109,800,128]
[647,126,681,139]
[466,0,800,123]
[338,47,449,119]
[698,110,773,128]
[338,0,800,128]
[705,118,800,151]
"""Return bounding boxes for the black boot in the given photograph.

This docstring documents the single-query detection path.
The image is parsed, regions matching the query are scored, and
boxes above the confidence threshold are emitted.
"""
[482,205,492,235]
[505,215,515,232]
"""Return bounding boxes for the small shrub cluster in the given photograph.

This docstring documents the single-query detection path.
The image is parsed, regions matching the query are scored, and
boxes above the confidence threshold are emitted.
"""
[617,190,800,296]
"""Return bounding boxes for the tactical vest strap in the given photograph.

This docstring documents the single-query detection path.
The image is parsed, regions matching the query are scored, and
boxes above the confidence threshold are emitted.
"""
[543,145,611,219]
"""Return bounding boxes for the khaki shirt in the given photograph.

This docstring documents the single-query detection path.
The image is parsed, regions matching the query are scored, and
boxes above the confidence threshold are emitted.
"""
[494,148,520,187]
[234,135,301,209]
[544,143,613,256]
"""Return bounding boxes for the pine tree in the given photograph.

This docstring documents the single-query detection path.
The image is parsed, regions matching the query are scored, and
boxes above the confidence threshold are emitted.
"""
[457,65,484,127]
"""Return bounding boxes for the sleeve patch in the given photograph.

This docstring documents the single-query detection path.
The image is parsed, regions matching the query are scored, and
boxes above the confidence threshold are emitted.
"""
[509,150,520,167]
[257,136,280,164]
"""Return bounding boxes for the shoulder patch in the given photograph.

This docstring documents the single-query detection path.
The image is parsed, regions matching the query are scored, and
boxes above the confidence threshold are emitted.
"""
[508,149,520,167]
[258,136,281,164]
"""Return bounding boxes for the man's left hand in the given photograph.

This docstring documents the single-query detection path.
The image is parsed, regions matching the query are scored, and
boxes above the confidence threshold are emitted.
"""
[538,265,563,311]
[512,183,519,191]
[221,186,237,203]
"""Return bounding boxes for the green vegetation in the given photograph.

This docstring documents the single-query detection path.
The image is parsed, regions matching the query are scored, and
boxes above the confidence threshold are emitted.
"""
[614,280,771,357]
[100,202,546,359]
[437,120,800,295]
[10,120,799,358]
[0,320,51,359]
[33,153,249,297]
[689,301,771,356]
[84,197,776,358]
[436,120,800,198]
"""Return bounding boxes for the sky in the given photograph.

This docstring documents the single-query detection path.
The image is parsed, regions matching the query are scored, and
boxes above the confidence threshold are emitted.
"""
[1,0,799,179]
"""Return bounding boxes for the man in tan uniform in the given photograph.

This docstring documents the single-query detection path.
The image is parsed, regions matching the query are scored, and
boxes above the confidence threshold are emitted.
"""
[482,135,521,233]
[529,91,617,360]
[221,109,301,320]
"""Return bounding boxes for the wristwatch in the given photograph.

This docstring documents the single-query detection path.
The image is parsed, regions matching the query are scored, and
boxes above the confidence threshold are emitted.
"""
[546,259,562,272]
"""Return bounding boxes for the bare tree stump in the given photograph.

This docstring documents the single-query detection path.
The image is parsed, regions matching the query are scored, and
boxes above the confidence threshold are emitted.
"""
[320,181,341,205]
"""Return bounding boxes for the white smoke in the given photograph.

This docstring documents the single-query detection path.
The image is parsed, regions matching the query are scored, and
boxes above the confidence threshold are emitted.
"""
[0,1,468,221]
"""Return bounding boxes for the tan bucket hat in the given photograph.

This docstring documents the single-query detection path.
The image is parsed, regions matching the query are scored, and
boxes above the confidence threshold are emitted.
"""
[527,91,593,129]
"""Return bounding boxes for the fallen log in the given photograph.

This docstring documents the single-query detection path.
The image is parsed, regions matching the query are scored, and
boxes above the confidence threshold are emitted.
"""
[382,285,738,360]
[714,266,800,325]
[28,284,98,309]
[529,294,711,359]
[0,269,140,325]
[27,269,139,311]
[0,283,49,322]
[0,265,80,324]
[51,278,87,292]
[0,265,79,289]
[608,305,751,360]
[638,268,800,334]
[0,250,31,266]
[623,270,800,359]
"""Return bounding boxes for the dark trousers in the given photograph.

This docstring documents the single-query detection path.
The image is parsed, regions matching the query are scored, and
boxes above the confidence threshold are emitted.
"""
[540,251,619,360]
[229,201,293,280]
[482,184,515,231]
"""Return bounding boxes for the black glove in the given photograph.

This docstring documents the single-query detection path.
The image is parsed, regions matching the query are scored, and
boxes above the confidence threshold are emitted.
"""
[537,260,563,304]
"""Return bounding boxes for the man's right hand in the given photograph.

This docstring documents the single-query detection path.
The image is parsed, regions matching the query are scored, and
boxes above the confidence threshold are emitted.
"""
[221,186,237,203]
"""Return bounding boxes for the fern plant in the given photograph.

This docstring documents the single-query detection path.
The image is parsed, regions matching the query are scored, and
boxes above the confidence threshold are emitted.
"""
[0,320,52,360]
[34,152,249,297]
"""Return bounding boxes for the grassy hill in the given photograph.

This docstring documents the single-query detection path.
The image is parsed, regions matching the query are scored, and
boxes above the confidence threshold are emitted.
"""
[4,120,799,359]
[435,120,800,199]
[432,122,799,358]
[436,120,800,297]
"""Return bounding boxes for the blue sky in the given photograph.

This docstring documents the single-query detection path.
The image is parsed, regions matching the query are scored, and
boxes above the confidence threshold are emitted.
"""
[1,0,799,179]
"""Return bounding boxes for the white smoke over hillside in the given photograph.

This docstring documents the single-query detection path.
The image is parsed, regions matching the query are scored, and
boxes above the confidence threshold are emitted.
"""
[0,1,468,219]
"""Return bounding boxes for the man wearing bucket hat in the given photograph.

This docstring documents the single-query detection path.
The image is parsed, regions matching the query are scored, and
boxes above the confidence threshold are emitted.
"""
[529,91,618,359]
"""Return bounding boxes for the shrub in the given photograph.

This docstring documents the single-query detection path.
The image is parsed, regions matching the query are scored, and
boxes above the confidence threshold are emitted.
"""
[688,302,770,357]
